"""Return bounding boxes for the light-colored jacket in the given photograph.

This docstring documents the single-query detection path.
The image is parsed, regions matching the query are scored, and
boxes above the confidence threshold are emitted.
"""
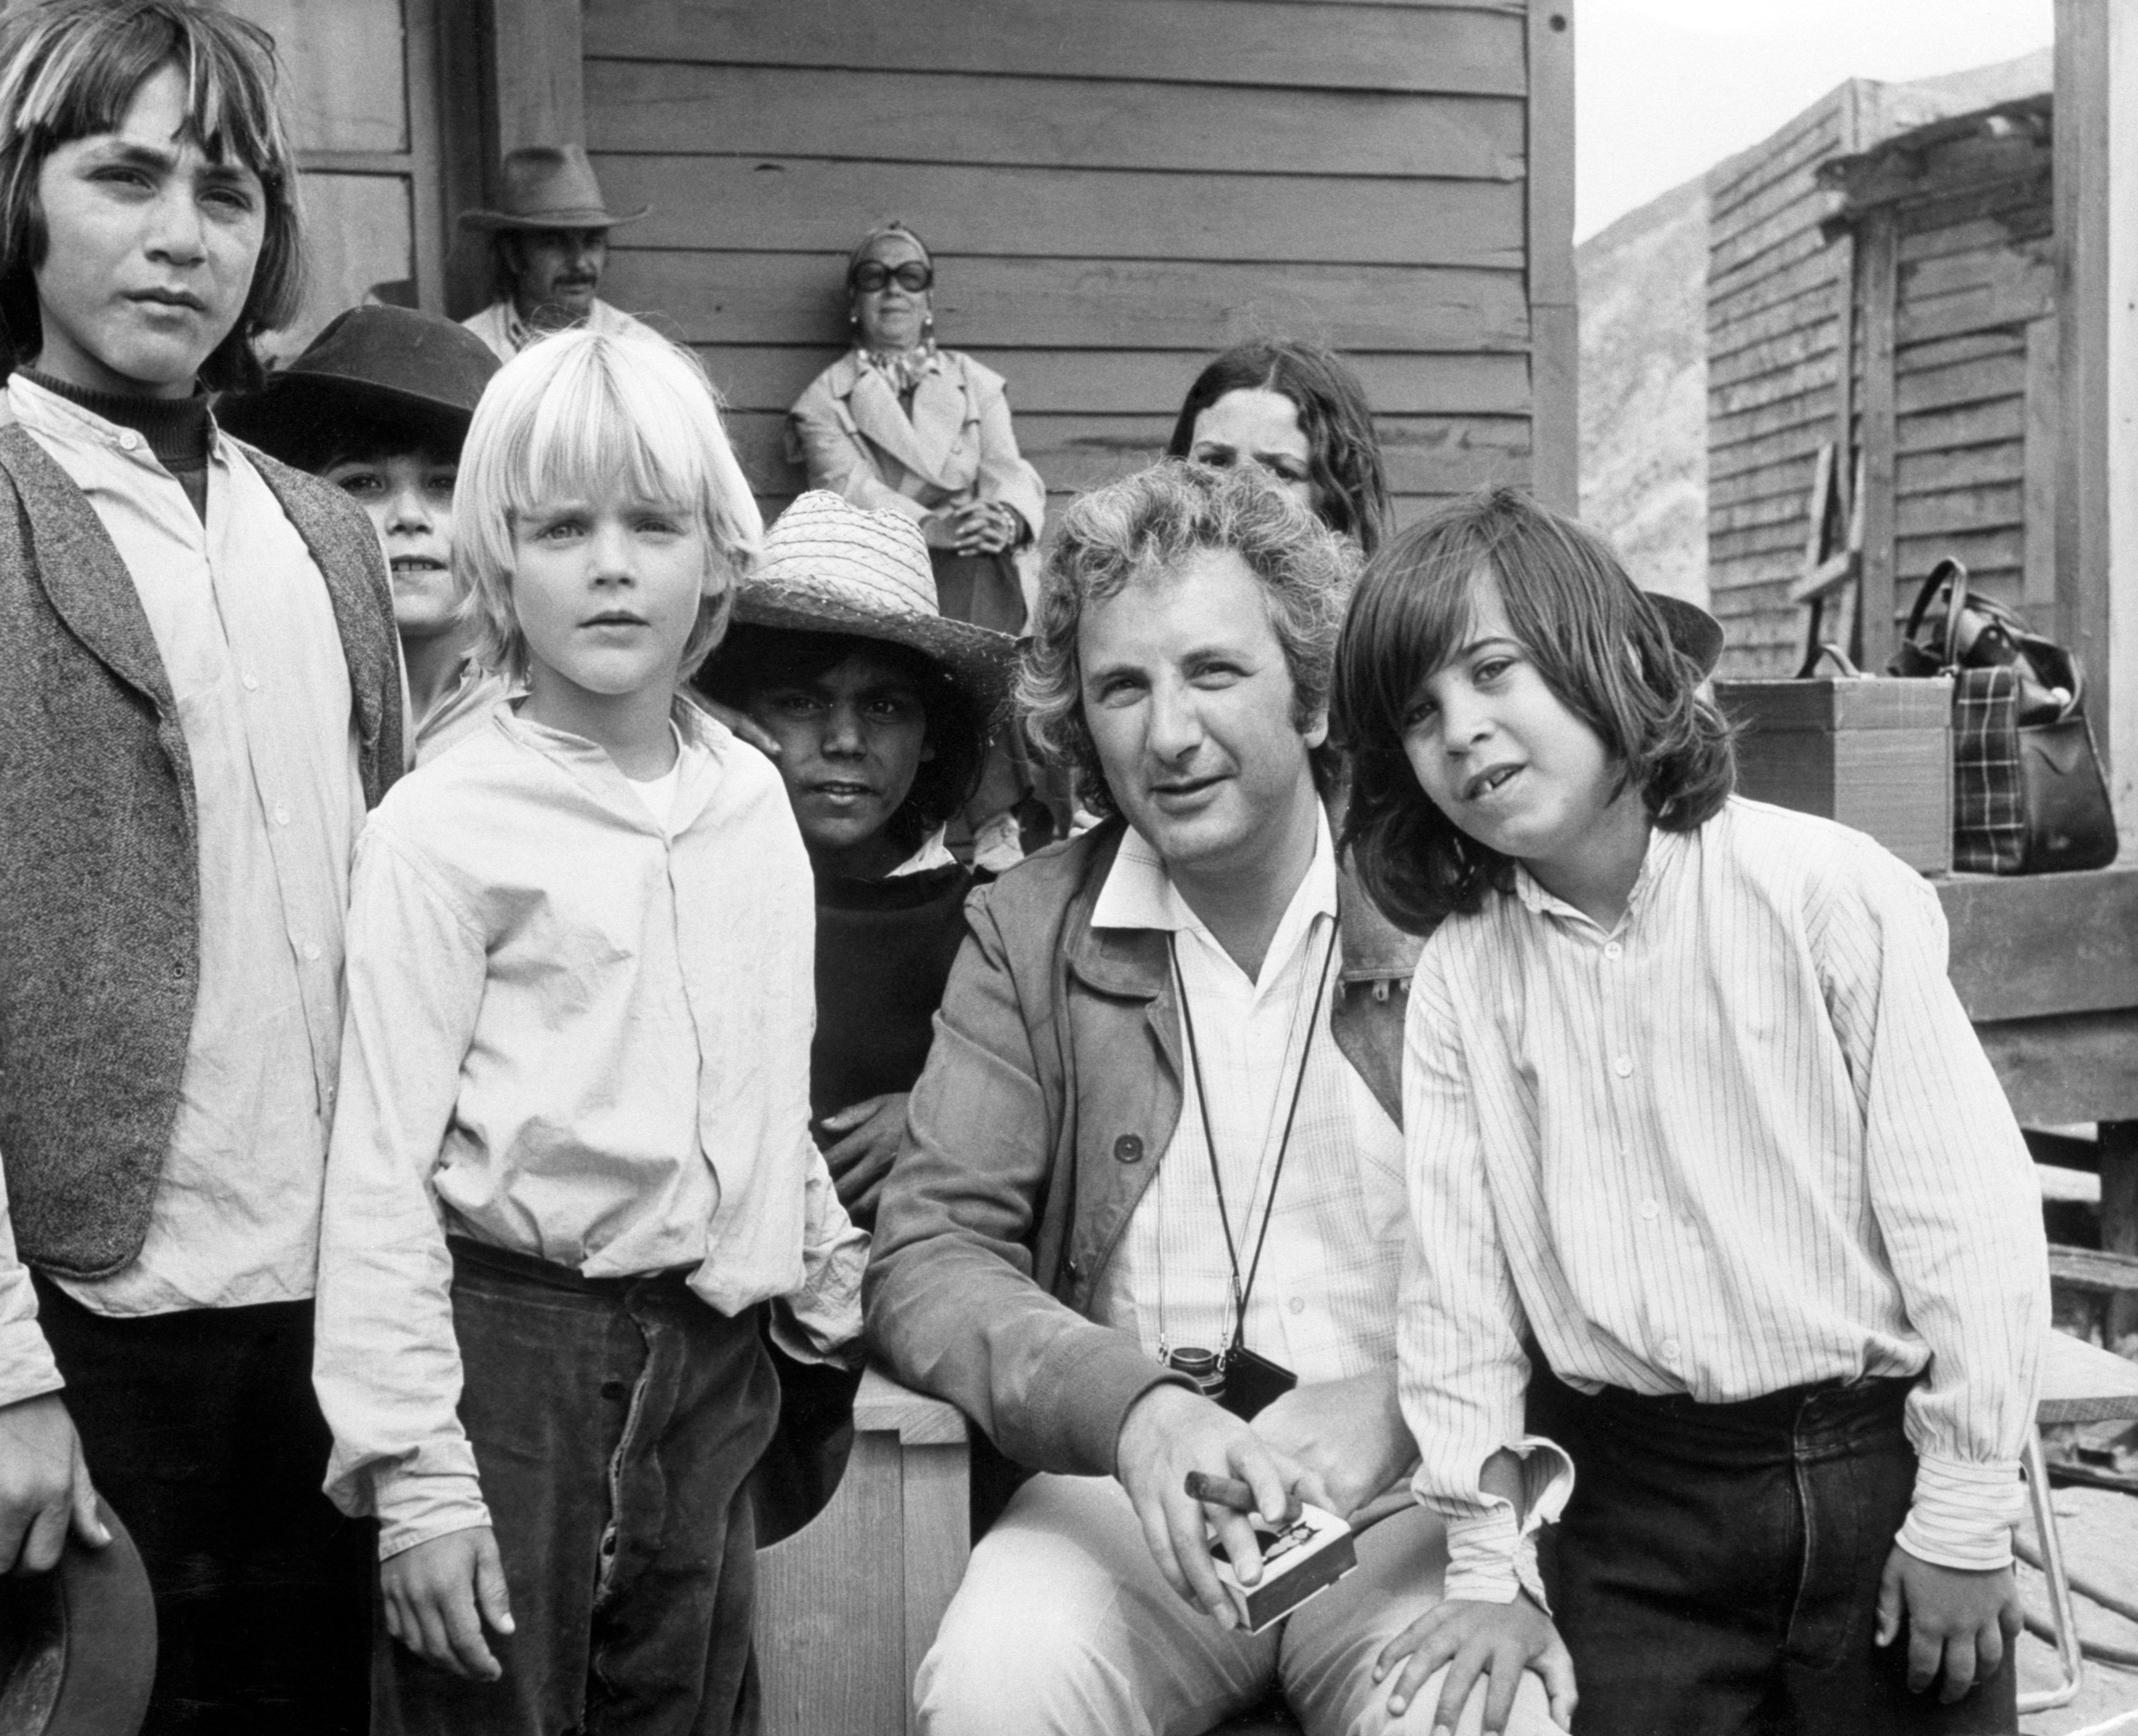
[864,817,1422,1479]
[788,348,1048,599]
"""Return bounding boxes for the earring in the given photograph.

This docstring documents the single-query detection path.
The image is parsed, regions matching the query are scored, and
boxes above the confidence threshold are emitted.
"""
[848,311,859,326]
[923,312,935,336]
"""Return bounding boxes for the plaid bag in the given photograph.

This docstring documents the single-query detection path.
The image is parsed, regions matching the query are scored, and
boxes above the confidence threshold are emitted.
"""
[1950,667,2025,874]
[1892,559,2117,875]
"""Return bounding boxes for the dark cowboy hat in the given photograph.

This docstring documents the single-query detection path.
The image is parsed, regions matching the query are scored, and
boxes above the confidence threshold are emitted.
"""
[0,1500,156,1736]
[1648,593,1725,680]
[458,145,650,232]
[723,491,1017,718]
[219,305,500,467]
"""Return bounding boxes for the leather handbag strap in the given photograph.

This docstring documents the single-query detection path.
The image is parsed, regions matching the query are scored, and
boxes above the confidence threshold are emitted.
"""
[1798,642,1863,680]
[1900,557,1969,669]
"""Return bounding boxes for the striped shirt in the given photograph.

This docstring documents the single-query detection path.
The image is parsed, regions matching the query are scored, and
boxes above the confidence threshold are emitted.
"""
[1090,814,1410,1385]
[1400,797,2046,1595]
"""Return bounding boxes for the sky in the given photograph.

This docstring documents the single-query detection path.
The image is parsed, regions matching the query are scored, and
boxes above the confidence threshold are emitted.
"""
[1575,0,2056,241]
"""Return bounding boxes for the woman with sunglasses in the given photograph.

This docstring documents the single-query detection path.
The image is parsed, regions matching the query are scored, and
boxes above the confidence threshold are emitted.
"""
[788,220,1046,640]
[788,220,1051,866]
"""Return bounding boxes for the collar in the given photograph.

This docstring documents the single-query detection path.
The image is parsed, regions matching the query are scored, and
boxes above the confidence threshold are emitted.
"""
[495,695,727,831]
[887,827,957,878]
[1511,821,1682,935]
[8,372,226,469]
[1092,805,1337,940]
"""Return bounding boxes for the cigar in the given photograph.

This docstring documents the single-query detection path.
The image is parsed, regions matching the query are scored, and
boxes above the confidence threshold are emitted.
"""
[1184,1471,1300,1523]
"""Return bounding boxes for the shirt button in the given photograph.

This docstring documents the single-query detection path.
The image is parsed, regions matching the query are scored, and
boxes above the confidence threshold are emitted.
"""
[302,942,322,962]
[1613,1055,1632,1078]
[242,672,259,692]
[1288,1297,1305,1316]
[1640,1198,1659,1221]
[1113,1134,1144,1164]
[118,431,139,451]
[273,804,290,826]
[1604,942,1623,960]
[1661,1337,1682,1362]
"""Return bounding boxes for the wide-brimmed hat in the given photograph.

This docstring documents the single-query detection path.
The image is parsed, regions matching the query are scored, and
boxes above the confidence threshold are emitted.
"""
[458,145,649,232]
[220,305,500,465]
[0,1500,156,1736]
[726,492,1017,715]
[1648,593,1725,679]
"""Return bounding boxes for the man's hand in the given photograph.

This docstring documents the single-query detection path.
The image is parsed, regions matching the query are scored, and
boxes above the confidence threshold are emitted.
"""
[0,1392,105,1575]
[1373,1594,1576,1734]
[1115,1383,1326,1628]
[692,696,782,759]
[1875,1547,2021,1703]
[817,1092,908,1217]
[381,1526,516,1681]
[1252,1368,1414,1521]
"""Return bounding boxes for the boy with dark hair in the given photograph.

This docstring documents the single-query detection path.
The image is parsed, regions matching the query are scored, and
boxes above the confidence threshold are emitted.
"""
[223,303,506,764]
[0,3,398,1729]
[1334,486,2047,1735]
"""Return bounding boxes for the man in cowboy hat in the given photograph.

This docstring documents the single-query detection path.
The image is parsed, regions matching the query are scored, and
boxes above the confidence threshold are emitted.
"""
[865,463,1577,1736]
[459,144,655,362]
[222,305,506,765]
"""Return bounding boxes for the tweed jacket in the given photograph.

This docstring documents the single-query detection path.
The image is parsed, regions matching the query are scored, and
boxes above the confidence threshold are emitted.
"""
[864,816,1423,1479]
[0,421,402,1277]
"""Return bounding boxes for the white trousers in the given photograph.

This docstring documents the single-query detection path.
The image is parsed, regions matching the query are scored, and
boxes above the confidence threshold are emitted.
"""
[914,1472,1560,1736]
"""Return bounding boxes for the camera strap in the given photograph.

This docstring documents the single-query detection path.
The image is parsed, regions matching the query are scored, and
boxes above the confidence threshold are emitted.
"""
[1170,918,1336,1363]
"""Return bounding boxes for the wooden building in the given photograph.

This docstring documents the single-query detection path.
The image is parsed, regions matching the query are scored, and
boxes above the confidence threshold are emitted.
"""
[230,0,1579,526]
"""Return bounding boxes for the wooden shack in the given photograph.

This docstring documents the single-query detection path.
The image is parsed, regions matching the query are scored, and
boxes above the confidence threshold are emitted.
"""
[228,0,1578,527]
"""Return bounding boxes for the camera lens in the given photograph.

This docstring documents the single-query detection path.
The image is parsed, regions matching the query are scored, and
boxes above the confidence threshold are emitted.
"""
[1166,1346,1226,1399]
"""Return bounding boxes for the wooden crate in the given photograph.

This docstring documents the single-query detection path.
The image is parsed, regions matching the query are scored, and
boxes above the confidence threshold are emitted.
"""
[1716,673,1953,871]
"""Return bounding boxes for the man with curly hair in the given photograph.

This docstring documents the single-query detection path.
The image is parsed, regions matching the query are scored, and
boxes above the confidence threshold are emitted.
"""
[866,462,1566,1736]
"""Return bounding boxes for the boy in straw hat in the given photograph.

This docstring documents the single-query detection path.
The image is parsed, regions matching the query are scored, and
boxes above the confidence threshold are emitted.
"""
[221,304,507,765]
[312,330,865,1734]
[697,487,1014,1543]
[458,144,658,363]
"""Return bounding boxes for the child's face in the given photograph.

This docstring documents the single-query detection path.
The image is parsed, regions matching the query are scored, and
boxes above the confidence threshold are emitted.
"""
[747,648,934,873]
[509,490,708,701]
[1401,575,1622,880]
[31,63,266,398]
[324,450,460,641]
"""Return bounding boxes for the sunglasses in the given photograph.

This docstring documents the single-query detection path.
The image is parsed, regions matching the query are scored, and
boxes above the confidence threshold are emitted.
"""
[851,260,933,294]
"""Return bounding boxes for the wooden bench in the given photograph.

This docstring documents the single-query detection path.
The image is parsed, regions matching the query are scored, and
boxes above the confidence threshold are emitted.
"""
[755,1369,969,1736]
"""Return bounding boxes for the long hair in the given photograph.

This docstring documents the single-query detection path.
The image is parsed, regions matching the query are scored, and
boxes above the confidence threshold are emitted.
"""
[696,625,988,858]
[1166,339,1393,555]
[1333,486,1735,935]
[0,0,304,388]
[456,328,763,684]
[1020,460,1355,818]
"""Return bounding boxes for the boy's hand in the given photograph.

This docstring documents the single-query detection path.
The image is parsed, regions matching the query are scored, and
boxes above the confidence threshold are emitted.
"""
[1373,1594,1576,1733]
[817,1092,908,1216]
[381,1525,515,1681]
[0,1393,107,1574]
[1251,1368,1411,1521]
[1114,1383,1328,1627]
[1875,1547,2021,1703]
[691,696,781,760]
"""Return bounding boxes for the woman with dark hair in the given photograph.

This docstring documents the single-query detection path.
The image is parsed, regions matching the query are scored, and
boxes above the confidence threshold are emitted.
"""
[1167,338,1394,555]
[787,220,1047,867]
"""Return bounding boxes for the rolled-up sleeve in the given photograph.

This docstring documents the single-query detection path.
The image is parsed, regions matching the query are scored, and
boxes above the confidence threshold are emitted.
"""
[0,1158,61,1411]
[1399,946,1570,1603]
[313,827,491,1559]
[1814,846,2044,1570]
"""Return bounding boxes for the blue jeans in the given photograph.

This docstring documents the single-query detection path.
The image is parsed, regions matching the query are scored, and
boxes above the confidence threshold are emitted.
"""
[1533,1369,2018,1736]
[374,1242,778,1736]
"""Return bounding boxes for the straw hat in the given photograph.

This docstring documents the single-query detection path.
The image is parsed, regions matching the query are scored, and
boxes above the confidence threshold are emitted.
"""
[458,145,650,232]
[729,492,1017,714]
[219,305,499,463]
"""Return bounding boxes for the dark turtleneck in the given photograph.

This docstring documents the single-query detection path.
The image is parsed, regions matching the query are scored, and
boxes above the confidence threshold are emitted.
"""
[20,367,212,521]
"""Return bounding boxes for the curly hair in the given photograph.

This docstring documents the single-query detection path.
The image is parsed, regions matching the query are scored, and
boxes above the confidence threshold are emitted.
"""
[1166,339,1393,556]
[0,0,304,389]
[1020,460,1356,818]
[695,624,988,859]
[1332,485,1735,935]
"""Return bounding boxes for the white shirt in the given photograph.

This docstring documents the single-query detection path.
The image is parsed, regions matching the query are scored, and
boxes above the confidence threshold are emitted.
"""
[314,703,865,1557]
[1089,813,1411,1387]
[1401,798,2047,1588]
[459,296,657,365]
[11,374,365,1318]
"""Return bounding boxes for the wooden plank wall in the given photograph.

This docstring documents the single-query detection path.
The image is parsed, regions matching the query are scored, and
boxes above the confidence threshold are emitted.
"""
[1875,137,2054,652]
[578,0,1565,530]
[1704,86,1862,676]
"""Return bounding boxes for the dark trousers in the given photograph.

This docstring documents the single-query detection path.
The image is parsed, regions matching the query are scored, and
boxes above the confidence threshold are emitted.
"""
[1533,1369,2018,1736]
[30,1275,374,1736]
[375,1241,779,1736]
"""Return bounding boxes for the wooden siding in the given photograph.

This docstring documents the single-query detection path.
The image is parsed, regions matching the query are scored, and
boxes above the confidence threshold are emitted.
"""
[579,0,1570,528]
